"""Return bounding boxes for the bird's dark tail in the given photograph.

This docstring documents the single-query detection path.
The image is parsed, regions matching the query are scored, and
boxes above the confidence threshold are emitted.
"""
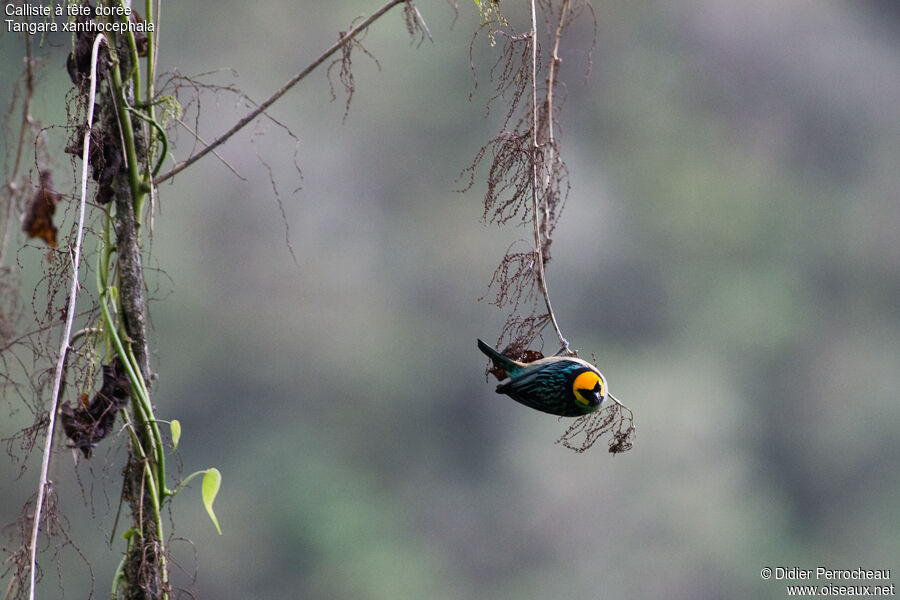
[477,339,519,376]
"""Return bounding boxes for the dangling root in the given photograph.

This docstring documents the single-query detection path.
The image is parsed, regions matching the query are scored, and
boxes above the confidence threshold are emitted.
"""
[556,400,635,454]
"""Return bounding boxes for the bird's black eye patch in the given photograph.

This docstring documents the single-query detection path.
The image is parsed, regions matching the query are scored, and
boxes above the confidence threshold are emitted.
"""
[572,370,604,406]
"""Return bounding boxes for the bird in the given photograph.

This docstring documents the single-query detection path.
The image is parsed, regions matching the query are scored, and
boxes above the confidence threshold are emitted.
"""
[477,339,615,417]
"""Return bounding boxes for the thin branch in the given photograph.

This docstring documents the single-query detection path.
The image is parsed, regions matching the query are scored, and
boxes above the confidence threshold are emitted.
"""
[28,33,107,600]
[174,117,246,180]
[529,0,569,353]
[544,0,569,193]
[1,27,36,268]
[410,1,433,42]
[153,0,406,185]
[0,308,93,355]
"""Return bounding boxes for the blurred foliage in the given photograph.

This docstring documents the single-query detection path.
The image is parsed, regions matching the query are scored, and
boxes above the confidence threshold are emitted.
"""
[2,1,899,599]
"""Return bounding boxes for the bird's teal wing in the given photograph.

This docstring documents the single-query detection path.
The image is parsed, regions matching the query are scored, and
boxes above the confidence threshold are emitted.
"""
[497,359,589,416]
[500,359,572,389]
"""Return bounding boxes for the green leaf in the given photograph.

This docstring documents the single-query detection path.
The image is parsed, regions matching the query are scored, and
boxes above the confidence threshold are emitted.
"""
[202,468,223,535]
[170,419,181,451]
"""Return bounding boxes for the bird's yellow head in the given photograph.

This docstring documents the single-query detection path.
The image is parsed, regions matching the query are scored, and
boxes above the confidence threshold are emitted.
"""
[572,369,607,410]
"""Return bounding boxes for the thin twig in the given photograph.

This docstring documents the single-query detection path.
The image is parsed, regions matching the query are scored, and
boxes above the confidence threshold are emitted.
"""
[1,27,36,268]
[173,117,246,180]
[153,0,406,185]
[411,1,433,42]
[529,0,569,353]
[0,308,94,355]
[28,33,107,600]
[544,0,569,227]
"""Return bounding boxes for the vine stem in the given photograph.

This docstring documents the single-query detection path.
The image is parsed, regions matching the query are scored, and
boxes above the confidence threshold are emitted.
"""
[529,0,569,354]
[97,211,170,595]
[28,33,107,600]
[545,0,569,195]
[153,0,406,185]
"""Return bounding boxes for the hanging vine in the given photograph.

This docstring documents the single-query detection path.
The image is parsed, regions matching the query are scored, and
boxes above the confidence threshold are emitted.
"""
[465,0,636,453]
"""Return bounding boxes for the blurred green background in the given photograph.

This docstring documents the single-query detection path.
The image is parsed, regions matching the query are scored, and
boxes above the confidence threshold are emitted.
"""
[2,1,899,598]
